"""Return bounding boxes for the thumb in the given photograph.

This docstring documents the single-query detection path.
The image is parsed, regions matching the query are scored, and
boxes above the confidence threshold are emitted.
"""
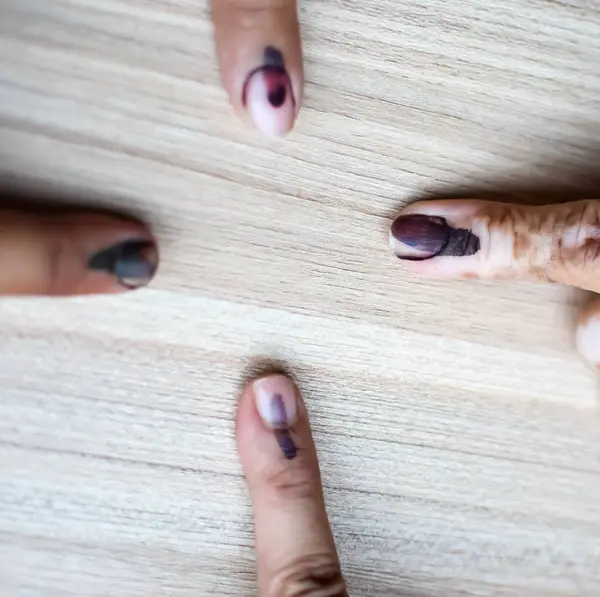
[389,199,600,292]
[236,372,348,597]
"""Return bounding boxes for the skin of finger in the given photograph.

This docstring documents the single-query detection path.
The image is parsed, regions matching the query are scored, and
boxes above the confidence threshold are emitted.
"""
[236,380,346,597]
[0,211,152,296]
[393,199,600,292]
[211,0,303,121]
[577,296,600,370]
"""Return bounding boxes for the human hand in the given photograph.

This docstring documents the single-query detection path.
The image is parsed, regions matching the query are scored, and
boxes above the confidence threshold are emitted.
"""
[0,206,158,296]
[389,198,600,371]
[237,372,348,596]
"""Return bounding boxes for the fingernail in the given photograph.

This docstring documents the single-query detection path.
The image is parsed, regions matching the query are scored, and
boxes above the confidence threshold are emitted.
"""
[389,214,450,260]
[253,374,298,460]
[242,46,295,137]
[88,239,158,289]
[389,214,481,260]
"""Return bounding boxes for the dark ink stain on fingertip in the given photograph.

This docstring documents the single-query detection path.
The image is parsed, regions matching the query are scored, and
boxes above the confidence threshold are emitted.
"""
[275,430,298,460]
[268,86,286,107]
[392,214,480,260]
[440,227,480,257]
[263,46,285,67]
[88,239,158,289]
[242,46,291,106]
[271,394,298,460]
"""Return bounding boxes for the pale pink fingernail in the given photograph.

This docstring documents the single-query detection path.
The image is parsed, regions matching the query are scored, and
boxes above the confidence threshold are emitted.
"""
[253,374,299,460]
[253,374,298,428]
[242,46,295,137]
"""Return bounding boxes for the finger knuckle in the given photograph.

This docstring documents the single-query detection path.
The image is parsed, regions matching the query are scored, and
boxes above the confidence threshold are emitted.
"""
[268,555,347,597]
[476,205,530,276]
[554,201,600,273]
[578,237,600,270]
[260,457,320,501]
[498,205,538,271]
[484,201,600,281]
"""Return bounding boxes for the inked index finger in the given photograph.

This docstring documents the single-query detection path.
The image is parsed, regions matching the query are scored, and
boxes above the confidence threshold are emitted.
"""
[389,198,600,372]
[0,209,158,296]
[237,373,348,597]
[211,0,303,137]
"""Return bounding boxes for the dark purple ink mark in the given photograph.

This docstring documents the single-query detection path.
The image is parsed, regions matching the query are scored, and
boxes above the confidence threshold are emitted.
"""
[263,46,285,68]
[391,214,480,261]
[88,240,158,289]
[241,46,294,108]
[275,430,298,460]
[271,394,288,427]
[271,394,297,460]
[268,86,286,107]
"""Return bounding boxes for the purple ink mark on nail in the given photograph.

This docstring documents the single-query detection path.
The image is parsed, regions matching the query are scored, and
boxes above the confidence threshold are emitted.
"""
[268,85,286,107]
[391,214,480,261]
[271,394,288,427]
[241,45,294,108]
[271,394,297,460]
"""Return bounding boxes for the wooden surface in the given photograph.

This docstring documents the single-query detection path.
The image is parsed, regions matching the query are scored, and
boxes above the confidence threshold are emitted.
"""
[1,1,600,595]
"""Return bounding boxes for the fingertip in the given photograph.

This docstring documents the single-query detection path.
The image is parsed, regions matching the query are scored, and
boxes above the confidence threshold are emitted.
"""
[235,371,345,597]
[237,373,304,474]
[388,209,482,280]
[59,212,159,295]
[0,210,159,297]
[211,1,303,137]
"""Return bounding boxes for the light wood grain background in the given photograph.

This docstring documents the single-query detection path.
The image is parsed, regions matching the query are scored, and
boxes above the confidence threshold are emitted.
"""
[1,1,600,595]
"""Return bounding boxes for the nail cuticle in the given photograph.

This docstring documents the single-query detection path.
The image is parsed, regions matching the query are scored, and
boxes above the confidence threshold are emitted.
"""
[442,227,480,258]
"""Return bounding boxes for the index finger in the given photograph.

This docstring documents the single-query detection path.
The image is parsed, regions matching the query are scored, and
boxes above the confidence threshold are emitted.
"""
[211,0,303,137]
[389,198,600,372]
[0,209,158,296]
[237,372,349,596]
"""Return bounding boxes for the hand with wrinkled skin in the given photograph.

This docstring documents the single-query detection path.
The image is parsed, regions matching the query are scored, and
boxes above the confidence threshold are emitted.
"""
[388,199,600,371]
